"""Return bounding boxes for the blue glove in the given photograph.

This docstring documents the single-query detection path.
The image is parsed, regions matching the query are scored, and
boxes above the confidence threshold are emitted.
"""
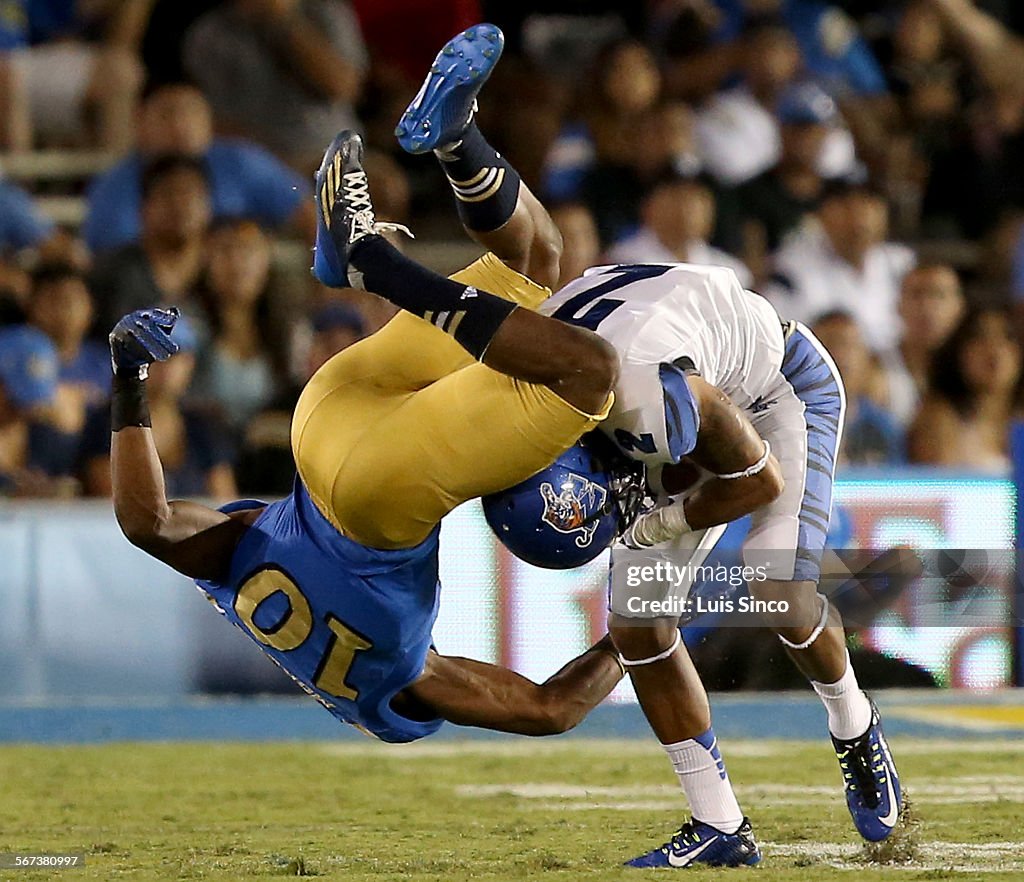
[109,307,181,375]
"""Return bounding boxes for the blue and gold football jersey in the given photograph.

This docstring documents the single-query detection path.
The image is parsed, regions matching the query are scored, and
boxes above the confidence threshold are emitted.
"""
[196,478,443,743]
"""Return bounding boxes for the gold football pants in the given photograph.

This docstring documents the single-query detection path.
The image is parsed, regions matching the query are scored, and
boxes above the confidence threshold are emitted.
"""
[292,252,611,548]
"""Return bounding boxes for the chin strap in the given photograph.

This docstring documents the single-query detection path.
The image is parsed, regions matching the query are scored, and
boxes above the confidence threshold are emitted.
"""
[777,592,830,650]
[619,630,682,668]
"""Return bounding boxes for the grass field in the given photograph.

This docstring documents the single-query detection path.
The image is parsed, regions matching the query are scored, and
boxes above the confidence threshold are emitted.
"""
[1,737,1022,881]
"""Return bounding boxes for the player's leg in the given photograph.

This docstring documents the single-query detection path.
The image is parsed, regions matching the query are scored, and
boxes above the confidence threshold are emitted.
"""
[312,130,616,415]
[396,24,562,288]
[609,617,711,738]
[743,413,851,685]
[300,130,615,548]
[744,323,901,842]
[300,349,611,548]
[744,331,863,695]
[396,637,624,736]
[323,27,564,397]
[607,529,757,868]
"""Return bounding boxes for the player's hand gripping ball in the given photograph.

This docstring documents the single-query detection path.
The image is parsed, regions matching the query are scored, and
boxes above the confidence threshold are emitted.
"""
[109,307,181,374]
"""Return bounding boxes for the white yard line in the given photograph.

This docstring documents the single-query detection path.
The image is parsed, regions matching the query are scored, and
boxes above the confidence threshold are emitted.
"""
[455,783,679,798]
[450,782,1024,870]
[533,800,684,812]
[765,841,1024,873]
[456,780,1024,805]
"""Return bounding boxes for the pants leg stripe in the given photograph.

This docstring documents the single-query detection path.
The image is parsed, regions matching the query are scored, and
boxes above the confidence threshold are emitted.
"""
[781,325,846,583]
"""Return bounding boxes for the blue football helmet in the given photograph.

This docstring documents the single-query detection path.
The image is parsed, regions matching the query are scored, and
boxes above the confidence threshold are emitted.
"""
[483,432,647,569]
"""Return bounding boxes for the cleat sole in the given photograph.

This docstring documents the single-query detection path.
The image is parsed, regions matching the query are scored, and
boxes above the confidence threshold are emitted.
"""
[396,24,504,154]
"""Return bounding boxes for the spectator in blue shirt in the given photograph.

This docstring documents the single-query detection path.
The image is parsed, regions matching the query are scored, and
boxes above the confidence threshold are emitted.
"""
[0,322,80,496]
[89,153,213,335]
[0,0,27,50]
[31,262,105,385]
[191,217,290,433]
[25,262,108,479]
[83,82,315,255]
[29,262,107,397]
[0,176,55,253]
[711,0,888,97]
[542,40,664,204]
[235,299,366,496]
[655,1,892,167]
[0,323,57,414]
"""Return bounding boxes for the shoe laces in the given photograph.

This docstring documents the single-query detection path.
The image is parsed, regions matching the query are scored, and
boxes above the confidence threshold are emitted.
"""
[664,821,702,854]
[342,169,414,243]
[836,734,884,809]
[344,168,373,215]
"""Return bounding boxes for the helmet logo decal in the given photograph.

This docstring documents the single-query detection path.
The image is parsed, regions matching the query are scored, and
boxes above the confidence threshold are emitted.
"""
[539,472,608,548]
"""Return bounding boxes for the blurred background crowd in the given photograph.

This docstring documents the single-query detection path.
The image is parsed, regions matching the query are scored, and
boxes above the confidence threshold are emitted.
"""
[1,0,1023,500]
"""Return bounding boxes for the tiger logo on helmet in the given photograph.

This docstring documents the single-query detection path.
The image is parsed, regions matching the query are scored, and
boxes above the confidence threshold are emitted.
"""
[538,474,608,548]
[483,432,648,569]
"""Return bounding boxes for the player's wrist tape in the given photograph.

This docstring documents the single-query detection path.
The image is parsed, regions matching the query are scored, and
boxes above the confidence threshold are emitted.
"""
[111,369,151,431]
[623,502,691,548]
[619,630,682,668]
[717,439,771,480]
[777,593,830,650]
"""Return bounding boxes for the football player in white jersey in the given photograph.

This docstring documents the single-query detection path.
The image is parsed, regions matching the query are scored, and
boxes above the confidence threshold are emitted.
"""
[396,26,901,869]
[539,262,901,865]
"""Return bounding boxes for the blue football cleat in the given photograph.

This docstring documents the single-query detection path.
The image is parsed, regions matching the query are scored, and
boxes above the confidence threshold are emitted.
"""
[626,818,761,869]
[832,699,902,842]
[312,130,411,289]
[395,23,504,154]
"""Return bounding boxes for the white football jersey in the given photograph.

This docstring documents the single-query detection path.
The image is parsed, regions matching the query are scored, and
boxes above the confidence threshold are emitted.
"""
[540,263,786,467]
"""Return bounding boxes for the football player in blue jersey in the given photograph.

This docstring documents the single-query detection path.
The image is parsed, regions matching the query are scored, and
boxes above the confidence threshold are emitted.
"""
[107,28,637,744]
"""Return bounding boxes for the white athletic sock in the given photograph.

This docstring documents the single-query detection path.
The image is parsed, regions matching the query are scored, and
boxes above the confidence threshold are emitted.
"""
[664,729,744,834]
[811,650,873,740]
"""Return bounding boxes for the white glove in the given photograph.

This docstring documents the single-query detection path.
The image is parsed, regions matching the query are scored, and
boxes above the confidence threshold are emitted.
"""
[622,501,692,549]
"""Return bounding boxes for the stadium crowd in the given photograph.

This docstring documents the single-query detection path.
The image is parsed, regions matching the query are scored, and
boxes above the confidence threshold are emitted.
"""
[0,0,1023,499]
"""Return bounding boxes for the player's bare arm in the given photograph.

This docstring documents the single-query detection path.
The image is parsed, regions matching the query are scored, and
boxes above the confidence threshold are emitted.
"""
[398,636,624,737]
[677,375,784,525]
[635,375,783,545]
[109,308,250,582]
